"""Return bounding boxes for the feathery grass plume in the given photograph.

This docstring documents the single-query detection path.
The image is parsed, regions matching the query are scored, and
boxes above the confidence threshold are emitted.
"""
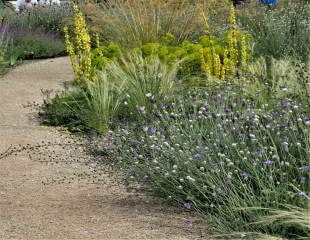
[81,72,125,133]
[255,205,310,236]
[106,52,182,117]
[81,0,202,48]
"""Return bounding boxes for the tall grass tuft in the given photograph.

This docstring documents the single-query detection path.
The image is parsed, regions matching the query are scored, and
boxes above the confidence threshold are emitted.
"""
[81,0,230,48]
[76,71,126,133]
[106,52,182,117]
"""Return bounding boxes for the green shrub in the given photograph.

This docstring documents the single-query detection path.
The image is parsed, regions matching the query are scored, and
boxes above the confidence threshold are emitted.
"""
[91,43,122,70]
[4,5,73,35]
[11,34,65,60]
[89,29,251,82]
[39,90,85,131]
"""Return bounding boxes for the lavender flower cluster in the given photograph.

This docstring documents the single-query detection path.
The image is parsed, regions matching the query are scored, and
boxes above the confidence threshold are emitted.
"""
[107,84,309,234]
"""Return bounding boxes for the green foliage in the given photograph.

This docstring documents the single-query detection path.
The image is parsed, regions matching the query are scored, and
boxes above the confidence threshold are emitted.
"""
[107,85,310,239]
[106,52,181,118]
[11,35,65,60]
[3,5,73,35]
[91,43,122,70]
[76,72,126,133]
[239,2,310,61]
[90,30,251,81]
[39,90,85,131]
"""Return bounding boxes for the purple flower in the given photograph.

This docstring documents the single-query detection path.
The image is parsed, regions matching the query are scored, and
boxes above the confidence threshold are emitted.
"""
[129,139,140,147]
[299,165,310,171]
[210,162,220,167]
[263,160,275,166]
[183,202,191,209]
[121,129,129,135]
[300,176,306,184]
[148,127,157,134]
[224,177,231,183]
[216,187,225,195]
[241,172,249,178]
[194,153,204,159]
[298,192,307,197]
[185,220,193,228]
[255,147,265,157]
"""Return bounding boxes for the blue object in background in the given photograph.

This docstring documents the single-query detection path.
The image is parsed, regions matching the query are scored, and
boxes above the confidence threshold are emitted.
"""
[260,0,277,5]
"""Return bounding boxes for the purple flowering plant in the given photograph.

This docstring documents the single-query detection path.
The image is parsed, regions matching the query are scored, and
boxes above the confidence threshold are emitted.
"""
[108,83,309,238]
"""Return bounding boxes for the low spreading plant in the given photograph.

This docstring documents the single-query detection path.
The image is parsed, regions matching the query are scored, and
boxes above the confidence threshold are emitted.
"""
[10,30,65,60]
[106,85,309,239]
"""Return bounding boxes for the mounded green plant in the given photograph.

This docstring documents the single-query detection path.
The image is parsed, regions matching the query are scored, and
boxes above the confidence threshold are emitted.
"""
[11,34,65,60]
[3,5,73,35]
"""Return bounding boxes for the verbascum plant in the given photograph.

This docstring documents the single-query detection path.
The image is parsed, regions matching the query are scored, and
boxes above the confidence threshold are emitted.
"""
[198,4,250,81]
[240,34,249,66]
[64,4,92,86]
[226,4,238,74]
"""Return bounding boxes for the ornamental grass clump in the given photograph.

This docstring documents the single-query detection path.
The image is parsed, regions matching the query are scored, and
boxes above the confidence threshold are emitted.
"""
[107,85,309,239]
[106,52,182,118]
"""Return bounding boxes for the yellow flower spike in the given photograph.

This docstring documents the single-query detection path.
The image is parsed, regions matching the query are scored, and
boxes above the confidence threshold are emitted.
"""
[213,53,221,79]
[240,34,248,66]
[64,4,92,85]
[95,33,100,48]
[229,4,236,29]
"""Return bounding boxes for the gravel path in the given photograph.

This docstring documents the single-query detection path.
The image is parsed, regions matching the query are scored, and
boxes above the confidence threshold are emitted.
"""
[0,57,209,240]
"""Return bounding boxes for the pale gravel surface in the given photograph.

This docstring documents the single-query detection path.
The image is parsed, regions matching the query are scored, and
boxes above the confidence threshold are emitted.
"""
[0,57,209,240]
